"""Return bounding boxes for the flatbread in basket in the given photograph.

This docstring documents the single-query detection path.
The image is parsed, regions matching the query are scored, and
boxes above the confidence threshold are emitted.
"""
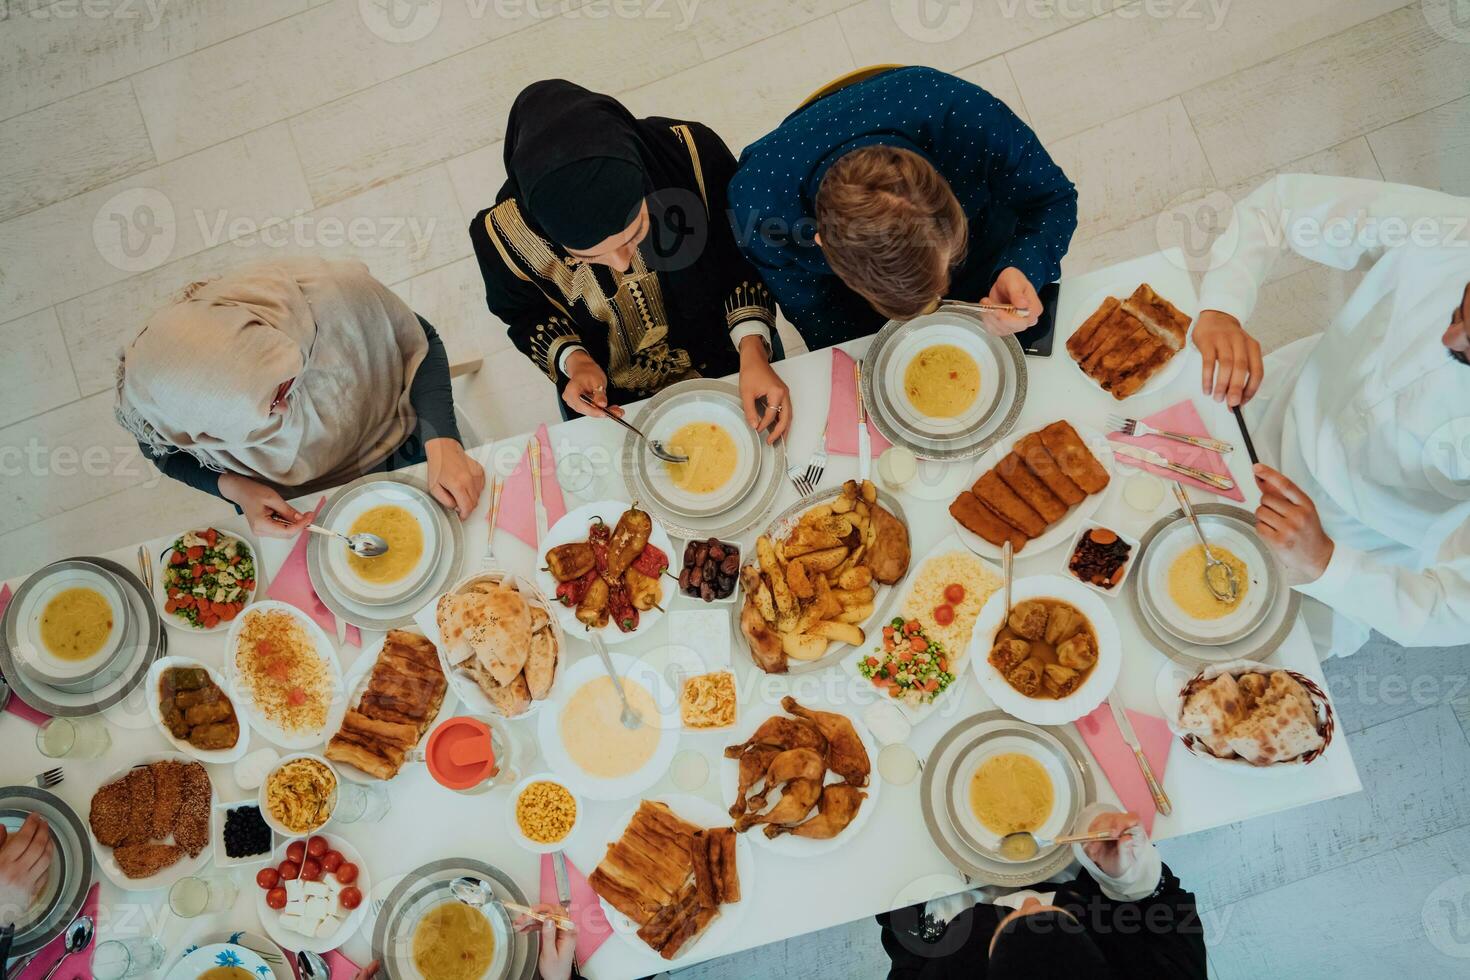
[1167,659,1334,769]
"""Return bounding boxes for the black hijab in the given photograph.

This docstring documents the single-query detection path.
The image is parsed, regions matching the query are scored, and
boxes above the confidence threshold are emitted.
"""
[501,80,656,250]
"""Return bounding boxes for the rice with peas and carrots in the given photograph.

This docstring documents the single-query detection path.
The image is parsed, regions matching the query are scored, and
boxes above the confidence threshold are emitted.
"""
[235,609,331,735]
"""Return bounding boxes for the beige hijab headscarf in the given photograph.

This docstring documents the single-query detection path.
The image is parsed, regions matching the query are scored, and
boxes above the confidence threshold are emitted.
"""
[115,257,429,494]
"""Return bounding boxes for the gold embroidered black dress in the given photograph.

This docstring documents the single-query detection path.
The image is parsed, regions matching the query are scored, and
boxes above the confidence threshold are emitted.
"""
[469,81,776,406]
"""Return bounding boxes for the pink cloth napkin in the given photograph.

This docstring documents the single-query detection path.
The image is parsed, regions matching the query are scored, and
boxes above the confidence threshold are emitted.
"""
[540,853,612,967]
[265,496,361,648]
[1106,399,1244,502]
[1075,704,1175,835]
[0,584,51,725]
[14,883,97,979]
[498,425,568,549]
[826,348,892,457]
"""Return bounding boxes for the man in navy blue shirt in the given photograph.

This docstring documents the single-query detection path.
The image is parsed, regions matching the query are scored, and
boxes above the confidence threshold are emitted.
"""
[729,66,1078,349]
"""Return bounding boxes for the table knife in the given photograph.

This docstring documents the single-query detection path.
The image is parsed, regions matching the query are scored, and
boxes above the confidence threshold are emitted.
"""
[529,437,549,547]
[1111,443,1235,492]
[553,850,572,910]
[1109,698,1172,816]
[854,358,871,482]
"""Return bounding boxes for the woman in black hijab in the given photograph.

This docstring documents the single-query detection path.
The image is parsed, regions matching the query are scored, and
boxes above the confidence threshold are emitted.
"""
[470,80,789,441]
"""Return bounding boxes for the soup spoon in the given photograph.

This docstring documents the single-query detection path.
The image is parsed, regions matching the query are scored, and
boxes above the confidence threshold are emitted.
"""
[450,877,574,930]
[578,394,688,464]
[997,829,1126,862]
[37,915,92,980]
[296,950,331,978]
[1171,482,1239,603]
[589,634,643,731]
[273,515,391,558]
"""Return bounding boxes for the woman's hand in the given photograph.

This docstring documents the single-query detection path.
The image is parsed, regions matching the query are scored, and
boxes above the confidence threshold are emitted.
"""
[738,335,791,444]
[1082,810,1144,878]
[352,960,381,980]
[0,814,53,927]
[1254,464,1334,581]
[218,473,314,537]
[1192,309,1264,407]
[514,906,577,980]
[563,350,623,420]
[425,438,485,520]
[980,267,1043,335]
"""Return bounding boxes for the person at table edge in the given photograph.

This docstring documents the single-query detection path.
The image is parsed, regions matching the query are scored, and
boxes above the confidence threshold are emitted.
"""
[469,79,790,442]
[1189,173,1470,655]
[728,65,1078,348]
[114,257,486,536]
[881,807,1205,978]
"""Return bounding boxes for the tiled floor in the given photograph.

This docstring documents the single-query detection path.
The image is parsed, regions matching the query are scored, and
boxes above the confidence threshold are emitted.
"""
[4,2,1469,974]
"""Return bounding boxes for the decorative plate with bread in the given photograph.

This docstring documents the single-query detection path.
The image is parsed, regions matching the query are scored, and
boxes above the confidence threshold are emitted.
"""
[1165,660,1334,770]
[430,571,563,719]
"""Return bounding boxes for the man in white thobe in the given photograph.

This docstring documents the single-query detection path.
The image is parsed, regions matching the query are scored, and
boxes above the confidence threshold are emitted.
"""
[1190,174,1470,656]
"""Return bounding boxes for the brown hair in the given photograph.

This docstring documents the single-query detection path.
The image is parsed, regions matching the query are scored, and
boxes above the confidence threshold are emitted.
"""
[815,146,968,320]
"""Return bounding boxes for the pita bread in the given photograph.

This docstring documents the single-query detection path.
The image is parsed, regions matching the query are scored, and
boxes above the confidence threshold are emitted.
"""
[435,594,477,665]
[480,668,532,717]
[1180,673,1246,737]
[459,588,532,686]
[1236,672,1267,712]
[1225,694,1323,764]
[524,628,557,700]
[529,604,549,633]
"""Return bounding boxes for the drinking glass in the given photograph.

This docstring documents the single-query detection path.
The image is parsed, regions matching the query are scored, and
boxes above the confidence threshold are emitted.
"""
[334,781,391,824]
[35,717,111,759]
[168,872,239,918]
[93,938,165,979]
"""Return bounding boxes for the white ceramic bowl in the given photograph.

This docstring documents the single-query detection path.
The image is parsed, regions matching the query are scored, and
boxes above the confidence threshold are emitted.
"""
[945,734,1074,859]
[644,398,761,517]
[967,574,1122,725]
[325,483,440,605]
[13,565,129,690]
[258,753,339,838]
[506,774,583,854]
[146,656,251,764]
[1061,522,1140,598]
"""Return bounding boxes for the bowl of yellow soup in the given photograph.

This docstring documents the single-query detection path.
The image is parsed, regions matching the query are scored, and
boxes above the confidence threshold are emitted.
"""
[14,564,131,692]
[1140,513,1276,647]
[946,738,1071,862]
[325,483,440,604]
[374,860,517,980]
[641,392,762,518]
[882,321,1003,439]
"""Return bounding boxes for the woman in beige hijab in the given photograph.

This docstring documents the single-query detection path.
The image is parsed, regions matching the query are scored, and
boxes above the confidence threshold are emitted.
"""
[115,257,485,535]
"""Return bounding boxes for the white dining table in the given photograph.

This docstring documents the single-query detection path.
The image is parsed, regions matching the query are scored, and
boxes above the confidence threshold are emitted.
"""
[1,250,1361,979]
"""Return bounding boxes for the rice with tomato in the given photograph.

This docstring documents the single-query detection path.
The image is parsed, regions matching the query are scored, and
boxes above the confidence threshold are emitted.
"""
[900,551,1000,659]
[235,609,331,735]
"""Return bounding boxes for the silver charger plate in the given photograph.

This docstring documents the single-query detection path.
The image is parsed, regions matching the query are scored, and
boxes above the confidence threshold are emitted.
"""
[0,557,162,717]
[921,712,1097,886]
[1128,503,1301,670]
[621,381,787,540]
[307,474,465,630]
[0,787,93,959]
[623,379,763,519]
[372,858,536,980]
[1136,510,1279,646]
[861,307,1028,462]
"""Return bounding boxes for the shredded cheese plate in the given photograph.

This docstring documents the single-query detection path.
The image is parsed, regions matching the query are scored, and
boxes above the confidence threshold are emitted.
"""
[680,671,737,729]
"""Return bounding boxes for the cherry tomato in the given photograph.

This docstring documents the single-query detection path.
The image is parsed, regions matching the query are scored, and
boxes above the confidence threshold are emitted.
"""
[322,851,343,873]
[306,836,329,859]
[169,551,186,566]
[944,583,965,603]
[278,860,300,881]
[164,599,178,614]
[335,862,359,885]
[266,887,287,911]
[339,886,362,911]
[933,604,955,626]
[202,528,218,547]
[256,867,280,890]
[300,859,322,882]
[286,841,306,864]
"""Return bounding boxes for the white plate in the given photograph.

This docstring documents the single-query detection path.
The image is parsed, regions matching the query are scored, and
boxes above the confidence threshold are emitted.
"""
[254,834,372,955]
[882,320,1002,438]
[325,484,440,605]
[146,656,251,764]
[582,795,755,963]
[87,752,216,893]
[643,398,760,516]
[330,630,456,783]
[1056,274,1196,401]
[1142,519,1274,645]
[718,702,882,858]
[258,754,340,838]
[950,420,1116,560]
[536,652,681,801]
[166,941,274,980]
[534,500,674,645]
[945,734,1074,858]
[226,601,347,750]
[172,931,291,980]
[154,526,260,634]
[13,565,128,688]
[967,575,1123,726]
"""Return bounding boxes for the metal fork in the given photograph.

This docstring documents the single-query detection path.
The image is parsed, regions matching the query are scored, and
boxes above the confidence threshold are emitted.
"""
[1107,414,1233,455]
[800,421,829,494]
[785,452,812,497]
[34,768,63,789]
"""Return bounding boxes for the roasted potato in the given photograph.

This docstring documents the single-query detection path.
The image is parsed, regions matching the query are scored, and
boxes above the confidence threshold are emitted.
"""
[809,621,865,645]
[782,633,829,662]
[836,602,874,624]
[758,537,798,618]
[837,566,873,591]
[860,479,878,504]
[833,585,876,608]
[811,576,843,622]
[785,559,815,600]
[800,546,849,574]
[785,526,844,557]
[831,494,854,515]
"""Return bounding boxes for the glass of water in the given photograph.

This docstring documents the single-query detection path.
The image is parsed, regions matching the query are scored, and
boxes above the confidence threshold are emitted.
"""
[334,781,391,824]
[168,872,238,918]
[93,938,165,979]
[35,717,111,759]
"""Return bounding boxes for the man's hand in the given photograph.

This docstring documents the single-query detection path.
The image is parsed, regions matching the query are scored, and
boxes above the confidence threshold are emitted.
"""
[737,335,791,444]
[352,960,381,980]
[1193,309,1264,407]
[1082,810,1143,879]
[1254,465,1334,580]
[562,350,624,420]
[980,267,1043,336]
[514,905,577,980]
[425,438,485,520]
[0,814,53,927]
[218,473,314,537]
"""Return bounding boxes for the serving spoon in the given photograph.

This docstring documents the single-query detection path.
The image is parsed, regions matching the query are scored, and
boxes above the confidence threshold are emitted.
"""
[272,516,390,558]
[578,394,688,464]
[1001,539,1014,623]
[37,915,92,980]
[1171,482,1239,603]
[589,634,643,731]
[450,876,574,930]
[998,829,1127,862]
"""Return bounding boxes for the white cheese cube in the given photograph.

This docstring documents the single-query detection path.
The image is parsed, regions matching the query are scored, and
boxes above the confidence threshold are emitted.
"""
[304,896,332,919]
[285,880,305,903]
[314,916,340,939]
[296,910,324,935]
[302,881,329,900]
[278,912,304,934]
